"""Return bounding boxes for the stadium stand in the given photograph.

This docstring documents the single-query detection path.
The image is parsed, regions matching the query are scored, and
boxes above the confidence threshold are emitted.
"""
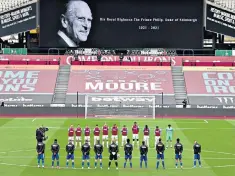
[0,0,35,13]
[65,65,176,106]
[183,65,235,106]
[0,65,59,106]
[208,0,235,12]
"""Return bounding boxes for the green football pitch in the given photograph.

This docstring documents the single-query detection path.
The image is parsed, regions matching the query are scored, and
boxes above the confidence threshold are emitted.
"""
[0,117,235,176]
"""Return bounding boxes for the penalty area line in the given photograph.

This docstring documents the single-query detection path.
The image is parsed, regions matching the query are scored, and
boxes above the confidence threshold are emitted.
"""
[204,120,208,124]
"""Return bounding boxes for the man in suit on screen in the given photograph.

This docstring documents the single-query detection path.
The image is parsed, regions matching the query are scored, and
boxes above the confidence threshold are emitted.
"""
[57,0,93,47]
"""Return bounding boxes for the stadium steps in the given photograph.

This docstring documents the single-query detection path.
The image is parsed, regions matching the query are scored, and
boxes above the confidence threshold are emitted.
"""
[171,66,188,105]
[51,65,71,105]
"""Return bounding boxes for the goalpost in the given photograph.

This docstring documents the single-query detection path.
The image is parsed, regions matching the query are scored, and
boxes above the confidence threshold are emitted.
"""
[84,94,163,119]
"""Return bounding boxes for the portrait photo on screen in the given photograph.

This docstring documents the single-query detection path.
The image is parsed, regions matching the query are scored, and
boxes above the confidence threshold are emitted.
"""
[40,0,203,48]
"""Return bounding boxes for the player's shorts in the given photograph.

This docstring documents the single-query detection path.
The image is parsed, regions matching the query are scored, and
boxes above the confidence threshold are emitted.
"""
[95,154,103,160]
[140,155,147,162]
[194,154,200,160]
[68,136,74,141]
[111,135,118,141]
[37,153,44,160]
[109,153,118,160]
[82,154,90,160]
[76,136,81,141]
[155,136,160,142]
[94,136,100,141]
[67,154,74,160]
[166,135,172,141]
[143,135,149,141]
[157,154,164,160]
[175,154,182,160]
[84,136,90,141]
[52,153,59,160]
[122,136,127,142]
[125,154,132,160]
[102,135,108,140]
[132,134,139,140]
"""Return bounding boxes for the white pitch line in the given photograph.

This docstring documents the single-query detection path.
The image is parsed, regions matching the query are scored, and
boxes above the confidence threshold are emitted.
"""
[0,162,235,171]
[32,118,36,122]
[204,120,208,124]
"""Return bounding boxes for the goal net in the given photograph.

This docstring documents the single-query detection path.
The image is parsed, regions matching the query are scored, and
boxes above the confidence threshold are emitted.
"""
[84,94,161,119]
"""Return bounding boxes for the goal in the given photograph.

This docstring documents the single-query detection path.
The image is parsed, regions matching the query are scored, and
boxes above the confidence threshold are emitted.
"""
[84,94,161,119]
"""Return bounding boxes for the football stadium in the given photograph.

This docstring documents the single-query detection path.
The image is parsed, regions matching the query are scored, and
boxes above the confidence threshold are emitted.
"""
[1,0,235,176]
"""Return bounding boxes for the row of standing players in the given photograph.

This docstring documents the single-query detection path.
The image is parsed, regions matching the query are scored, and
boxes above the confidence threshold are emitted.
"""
[36,122,202,169]
[67,123,174,149]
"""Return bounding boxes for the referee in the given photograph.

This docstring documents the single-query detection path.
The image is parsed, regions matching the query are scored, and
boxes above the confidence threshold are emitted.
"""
[108,140,119,170]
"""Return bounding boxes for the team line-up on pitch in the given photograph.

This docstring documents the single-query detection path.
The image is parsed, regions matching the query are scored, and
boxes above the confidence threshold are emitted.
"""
[36,122,202,169]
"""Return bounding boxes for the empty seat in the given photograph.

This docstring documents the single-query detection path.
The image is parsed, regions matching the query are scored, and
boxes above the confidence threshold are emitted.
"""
[121,61,139,66]
[49,61,60,65]
[102,61,120,66]
[214,62,233,67]
[83,61,102,65]
[71,61,83,65]
[0,0,33,13]
[0,60,9,65]
[183,62,194,66]
[9,60,27,65]
[196,62,214,66]
[28,60,48,65]
[139,62,157,66]
[161,62,171,66]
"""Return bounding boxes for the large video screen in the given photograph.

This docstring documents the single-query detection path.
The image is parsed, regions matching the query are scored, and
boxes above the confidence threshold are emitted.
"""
[40,0,203,48]
[206,2,235,37]
[0,3,36,37]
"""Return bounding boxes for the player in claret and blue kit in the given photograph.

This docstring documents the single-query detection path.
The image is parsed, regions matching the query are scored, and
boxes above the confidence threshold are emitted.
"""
[156,138,165,169]
[94,140,103,169]
[51,139,60,169]
[174,138,183,169]
[66,140,75,168]
[193,141,202,168]
[36,141,45,168]
[139,141,148,168]
[124,138,133,168]
[81,140,91,169]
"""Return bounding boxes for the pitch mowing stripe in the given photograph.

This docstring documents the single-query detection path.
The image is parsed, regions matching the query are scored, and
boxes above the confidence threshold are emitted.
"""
[0,162,235,170]
[0,156,234,160]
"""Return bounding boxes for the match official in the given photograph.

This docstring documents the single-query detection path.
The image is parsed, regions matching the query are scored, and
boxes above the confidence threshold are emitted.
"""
[81,140,91,169]
[139,141,148,168]
[193,141,202,168]
[36,126,44,143]
[51,139,60,168]
[66,140,75,168]
[174,138,183,169]
[94,140,103,169]
[108,140,119,170]
[36,141,45,168]
[124,138,133,168]
[156,138,165,169]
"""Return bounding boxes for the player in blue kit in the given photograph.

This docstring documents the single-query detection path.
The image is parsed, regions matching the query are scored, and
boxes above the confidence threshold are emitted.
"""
[193,141,202,168]
[124,138,133,168]
[81,140,91,169]
[66,140,75,168]
[156,138,165,169]
[174,138,183,169]
[94,140,103,169]
[139,141,148,168]
[51,139,60,169]
[36,141,45,168]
